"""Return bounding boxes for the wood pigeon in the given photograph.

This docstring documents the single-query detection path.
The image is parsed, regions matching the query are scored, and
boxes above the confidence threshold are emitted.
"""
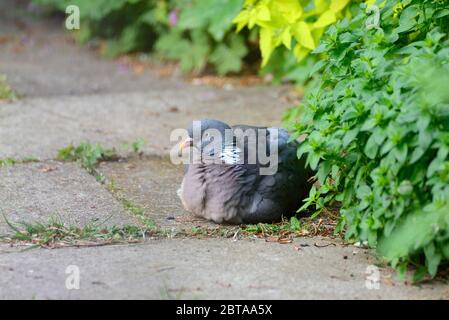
[177,119,312,224]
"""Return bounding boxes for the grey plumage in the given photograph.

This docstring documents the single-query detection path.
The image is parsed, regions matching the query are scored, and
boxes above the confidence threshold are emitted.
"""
[179,119,312,224]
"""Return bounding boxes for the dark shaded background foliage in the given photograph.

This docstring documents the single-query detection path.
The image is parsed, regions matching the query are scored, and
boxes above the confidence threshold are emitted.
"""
[33,0,324,82]
[33,0,258,75]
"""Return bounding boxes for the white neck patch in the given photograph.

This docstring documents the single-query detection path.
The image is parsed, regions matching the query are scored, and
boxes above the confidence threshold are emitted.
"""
[220,145,241,165]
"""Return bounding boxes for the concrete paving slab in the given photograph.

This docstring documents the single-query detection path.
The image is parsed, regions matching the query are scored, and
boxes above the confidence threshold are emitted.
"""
[1,238,448,299]
[98,156,220,230]
[0,161,138,235]
[0,0,185,97]
[0,88,287,160]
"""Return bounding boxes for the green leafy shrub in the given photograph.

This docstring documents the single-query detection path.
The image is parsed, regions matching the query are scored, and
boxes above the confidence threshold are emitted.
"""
[155,0,250,74]
[232,1,370,85]
[33,0,251,75]
[233,0,361,66]
[152,0,253,75]
[33,0,169,56]
[288,0,449,279]
[32,0,365,80]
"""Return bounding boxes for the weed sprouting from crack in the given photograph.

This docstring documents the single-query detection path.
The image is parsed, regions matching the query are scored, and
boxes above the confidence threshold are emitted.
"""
[0,157,39,166]
[0,211,338,249]
[0,75,17,102]
[56,139,146,182]
[120,198,158,230]
[56,142,119,182]
[240,215,339,240]
[121,138,145,155]
[0,214,147,249]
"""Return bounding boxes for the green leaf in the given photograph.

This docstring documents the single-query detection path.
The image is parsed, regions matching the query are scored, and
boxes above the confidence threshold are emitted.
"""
[378,204,448,274]
[395,5,419,33]
[308,60,327,77]
[308,152,321,171]
[289,216,301,231]
[412,266,428,283]
[393,144,408,163]
[398,180,413,195]
[361,118,376,131]
[435,9,449,19]
[343,128,359,147]
[209,34,248,75]
[356,184,371,200]
[208,0,244,41]
[424,243,442,277]
[316,160,332,184]
[364,134,379,159]
[409,146,425,164]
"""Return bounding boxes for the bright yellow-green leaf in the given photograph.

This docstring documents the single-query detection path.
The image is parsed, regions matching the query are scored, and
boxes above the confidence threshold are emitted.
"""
[235,21,247,32]
[248,12,257,29]
[312,28,325,46]
[233,10,249,24]
[293,44,309,61]
[265,0,300,28]
[315,0,329,12]
[312,9,336,29]
[330,0,350,12]
[233,11,250,32]
[293,21,315,50]
[256,19,273,29]
[257,5,271,21]
[260,27,274,66]
[281,28,292,49]
[344,6,352,19]
[233,0,360,63]
[275,0,303,23]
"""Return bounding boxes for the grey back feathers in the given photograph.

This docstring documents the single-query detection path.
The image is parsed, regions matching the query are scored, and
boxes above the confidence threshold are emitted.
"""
[179,119,312,224]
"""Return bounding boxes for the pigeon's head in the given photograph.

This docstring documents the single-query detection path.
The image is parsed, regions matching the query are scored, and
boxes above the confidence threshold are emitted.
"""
[180,119,235,162]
